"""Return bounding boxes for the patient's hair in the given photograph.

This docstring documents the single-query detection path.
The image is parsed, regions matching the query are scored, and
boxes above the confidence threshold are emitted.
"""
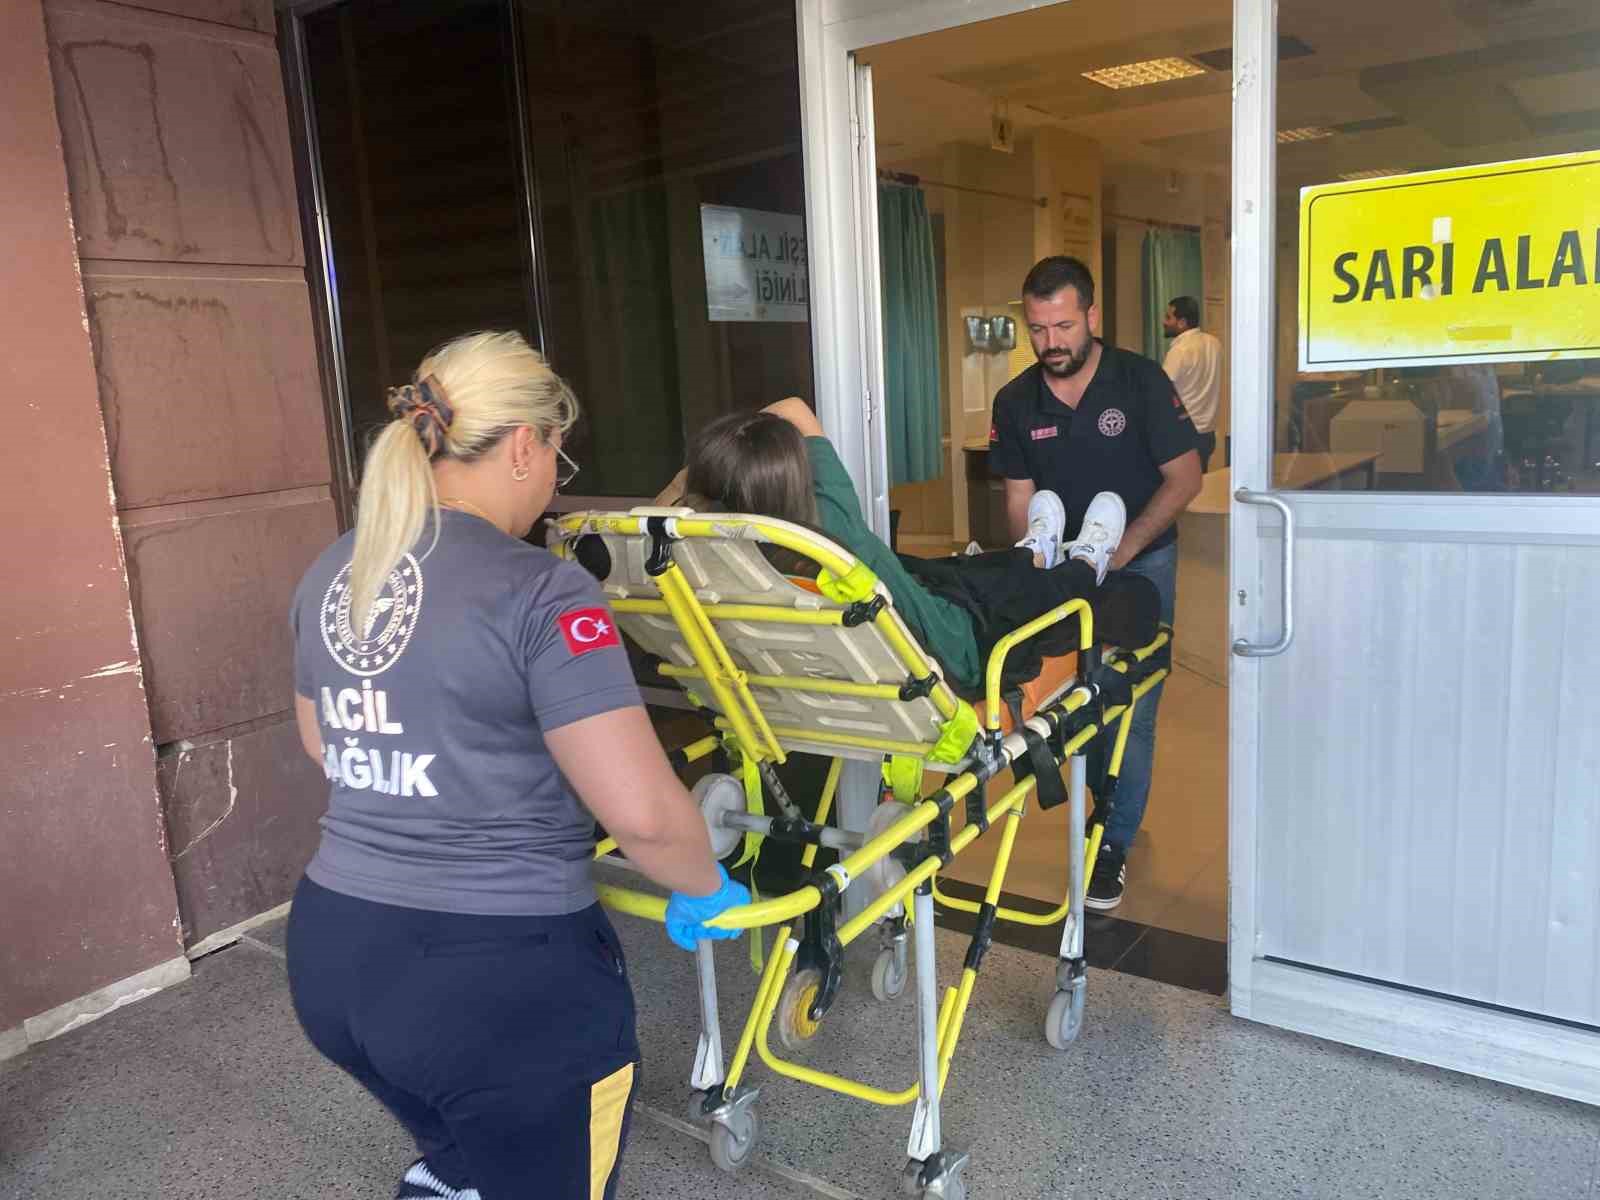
[686,411,819,527]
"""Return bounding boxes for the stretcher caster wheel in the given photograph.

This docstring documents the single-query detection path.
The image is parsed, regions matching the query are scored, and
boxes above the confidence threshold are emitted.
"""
[903,1153,970,1199]
[901,1160,925,1195]
[708,1105,760,1173]
[871,946,907,1001]
[777,968,824,1050]
[687,1088,717,1124]
[1044,982,1086,1049]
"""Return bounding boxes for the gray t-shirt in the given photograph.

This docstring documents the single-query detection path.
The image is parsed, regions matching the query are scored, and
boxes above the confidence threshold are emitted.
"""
[290,509,640,916]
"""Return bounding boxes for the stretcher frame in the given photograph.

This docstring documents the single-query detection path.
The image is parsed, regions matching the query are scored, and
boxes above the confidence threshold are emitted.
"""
[554,509,1170,1199]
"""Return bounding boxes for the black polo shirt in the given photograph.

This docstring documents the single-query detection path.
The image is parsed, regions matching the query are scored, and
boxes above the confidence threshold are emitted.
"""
[989,344,1198,558]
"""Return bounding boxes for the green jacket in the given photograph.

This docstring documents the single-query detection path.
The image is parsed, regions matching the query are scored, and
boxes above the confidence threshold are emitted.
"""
[804,437,980,691]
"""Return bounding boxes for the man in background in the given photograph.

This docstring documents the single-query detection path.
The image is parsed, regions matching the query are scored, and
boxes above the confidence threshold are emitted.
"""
[1162,296,1223,471]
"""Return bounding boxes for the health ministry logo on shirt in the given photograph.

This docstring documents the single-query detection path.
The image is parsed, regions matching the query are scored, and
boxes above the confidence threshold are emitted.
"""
[321,555,424,677]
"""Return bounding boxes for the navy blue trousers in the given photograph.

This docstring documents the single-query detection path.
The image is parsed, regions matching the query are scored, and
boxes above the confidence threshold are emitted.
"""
[286,876,641,1199]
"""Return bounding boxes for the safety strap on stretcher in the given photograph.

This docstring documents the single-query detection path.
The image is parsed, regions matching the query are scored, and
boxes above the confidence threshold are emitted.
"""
[1003,690,1070,810]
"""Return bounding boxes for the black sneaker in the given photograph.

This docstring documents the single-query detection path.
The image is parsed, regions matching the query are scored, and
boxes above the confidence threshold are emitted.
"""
[1085,843,1126,911]
[396,1159,480,1200]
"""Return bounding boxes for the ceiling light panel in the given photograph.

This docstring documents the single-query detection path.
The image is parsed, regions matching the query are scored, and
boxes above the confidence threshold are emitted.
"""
[1082,57,1206,90]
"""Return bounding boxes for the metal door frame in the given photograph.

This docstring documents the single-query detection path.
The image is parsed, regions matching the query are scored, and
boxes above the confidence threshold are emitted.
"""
[800,0,1600,1103]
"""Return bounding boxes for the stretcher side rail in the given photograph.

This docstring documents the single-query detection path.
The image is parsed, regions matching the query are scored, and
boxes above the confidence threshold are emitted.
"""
[590,648,1169,931]
[553,508,1174,1195]
[562,510,1131,936]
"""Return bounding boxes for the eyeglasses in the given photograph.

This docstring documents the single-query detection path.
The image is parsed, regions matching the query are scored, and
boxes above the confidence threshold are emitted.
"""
[555,445,580,489]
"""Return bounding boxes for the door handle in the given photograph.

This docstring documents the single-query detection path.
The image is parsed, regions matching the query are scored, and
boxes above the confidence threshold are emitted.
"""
[1232,488,1295,658]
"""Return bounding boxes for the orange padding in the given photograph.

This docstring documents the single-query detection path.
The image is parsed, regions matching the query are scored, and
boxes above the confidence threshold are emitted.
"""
[972,651,1080,736]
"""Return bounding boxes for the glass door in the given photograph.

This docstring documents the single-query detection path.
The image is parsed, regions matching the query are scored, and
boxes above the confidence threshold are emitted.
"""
[1229,0,1600,1102]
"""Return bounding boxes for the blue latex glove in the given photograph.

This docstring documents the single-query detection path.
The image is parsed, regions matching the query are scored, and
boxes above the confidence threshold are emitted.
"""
[665,866,751,950]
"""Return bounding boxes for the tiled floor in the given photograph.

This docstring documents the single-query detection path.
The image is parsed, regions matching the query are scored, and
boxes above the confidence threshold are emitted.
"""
[4,908,1595,1200]
[936,878,1228,996]
[944,663,1229,943]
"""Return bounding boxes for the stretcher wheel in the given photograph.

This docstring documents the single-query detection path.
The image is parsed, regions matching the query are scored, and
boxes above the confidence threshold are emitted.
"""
[777,967,824,1050]
[901,1160,969,1199]
[871,946,907,1002]
[901,1160,925,1195]
[708,1105,760,1172]
[1044,983,1086,1049]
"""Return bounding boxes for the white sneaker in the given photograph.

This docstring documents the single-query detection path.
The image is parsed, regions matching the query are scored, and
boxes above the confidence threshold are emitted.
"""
[398,1159,482,1199]
[1015,490,1067,569]
[1064,491,1127,584]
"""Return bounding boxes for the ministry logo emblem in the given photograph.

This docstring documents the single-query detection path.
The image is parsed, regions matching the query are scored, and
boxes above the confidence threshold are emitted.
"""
[321,556,424,677]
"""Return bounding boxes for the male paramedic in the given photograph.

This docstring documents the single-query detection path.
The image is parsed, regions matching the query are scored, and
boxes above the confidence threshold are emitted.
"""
[988,256,1202,911]
[1161,295,1224,471]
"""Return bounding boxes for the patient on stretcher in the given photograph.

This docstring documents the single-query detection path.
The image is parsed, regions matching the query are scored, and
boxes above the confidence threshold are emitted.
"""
[667,399,1159,695]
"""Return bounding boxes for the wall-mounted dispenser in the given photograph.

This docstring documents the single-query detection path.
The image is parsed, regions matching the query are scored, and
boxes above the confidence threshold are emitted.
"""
[966,314,1017,355]
[964,315,994,354]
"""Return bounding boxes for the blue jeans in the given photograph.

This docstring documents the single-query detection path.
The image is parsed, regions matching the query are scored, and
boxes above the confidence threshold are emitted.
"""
[1099,542,1177,853]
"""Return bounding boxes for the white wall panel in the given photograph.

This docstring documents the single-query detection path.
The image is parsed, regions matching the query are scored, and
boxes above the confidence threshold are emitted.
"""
[1260,536,1600,1027]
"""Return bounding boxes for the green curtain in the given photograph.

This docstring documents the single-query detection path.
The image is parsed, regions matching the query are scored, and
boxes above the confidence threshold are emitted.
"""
[877,183,942,486]
[1141,228,1204,361]
[586,185,682,494]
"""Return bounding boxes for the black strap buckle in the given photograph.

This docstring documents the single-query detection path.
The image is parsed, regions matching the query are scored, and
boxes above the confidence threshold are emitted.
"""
[1004,687,1068,810]
[842,594,887,627]
[927,815,952,865]
[1018,726,1067,810]
[645,516,675,576]
[963,901,998,973]
[964,789,989,834]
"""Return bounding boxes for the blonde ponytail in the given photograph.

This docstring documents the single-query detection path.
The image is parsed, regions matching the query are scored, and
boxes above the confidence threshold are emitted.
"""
[348,420,439,641]
[347,330,578,636]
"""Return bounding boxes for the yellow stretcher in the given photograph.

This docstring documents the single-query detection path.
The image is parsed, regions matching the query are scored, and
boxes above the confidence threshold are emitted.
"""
[553,508,1171,1200]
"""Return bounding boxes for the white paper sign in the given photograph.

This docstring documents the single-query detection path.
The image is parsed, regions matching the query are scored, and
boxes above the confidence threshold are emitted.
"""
[701,204,810,323]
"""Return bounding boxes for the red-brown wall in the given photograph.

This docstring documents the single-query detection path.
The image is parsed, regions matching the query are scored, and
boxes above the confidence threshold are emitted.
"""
[0,0,184,1041]
[42,0,337,947]
[2,0,337,1048]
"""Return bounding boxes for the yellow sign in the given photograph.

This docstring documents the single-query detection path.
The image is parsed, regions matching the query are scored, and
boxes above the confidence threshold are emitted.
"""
[1298,151,1600,371]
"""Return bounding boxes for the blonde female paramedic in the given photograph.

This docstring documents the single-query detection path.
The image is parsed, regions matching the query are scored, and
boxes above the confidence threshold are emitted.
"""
[284,330,748,1200]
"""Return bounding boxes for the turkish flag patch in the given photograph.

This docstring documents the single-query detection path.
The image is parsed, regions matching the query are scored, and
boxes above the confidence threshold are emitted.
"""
[557,607,620,655]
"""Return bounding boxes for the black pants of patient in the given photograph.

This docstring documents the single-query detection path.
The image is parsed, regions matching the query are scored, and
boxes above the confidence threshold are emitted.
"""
[900,548,1161,688]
